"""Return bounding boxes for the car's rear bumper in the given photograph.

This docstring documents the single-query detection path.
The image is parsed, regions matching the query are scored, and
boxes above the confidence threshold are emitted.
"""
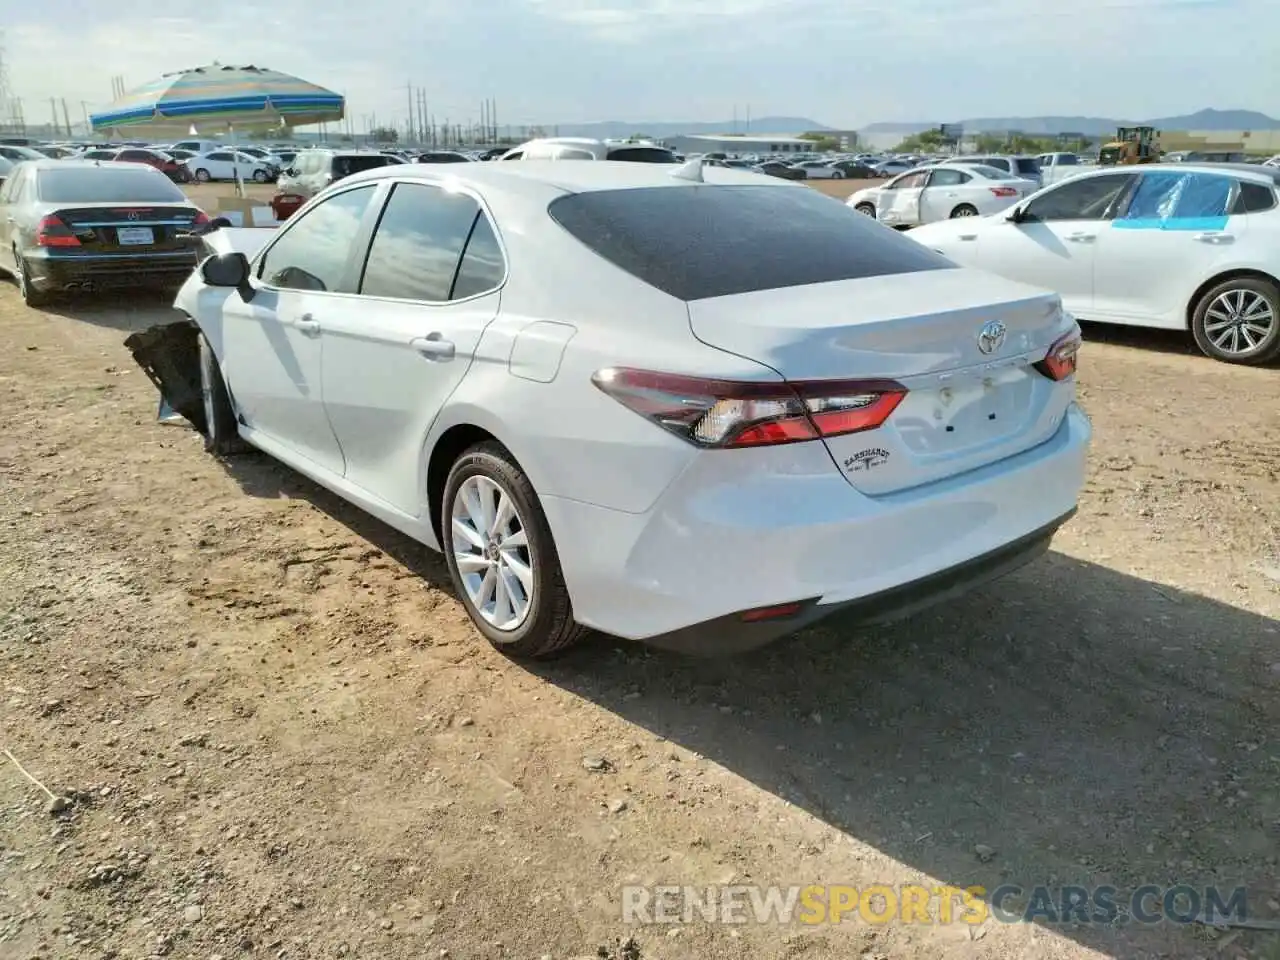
[540,404,1091,654]
[24,249,199,290]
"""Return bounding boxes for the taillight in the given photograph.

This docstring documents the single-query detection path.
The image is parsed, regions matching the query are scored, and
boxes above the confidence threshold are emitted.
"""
[591,368,906,449]
[35,215,80,247]
[989,186,1018,198]
[1034,331,1082,381]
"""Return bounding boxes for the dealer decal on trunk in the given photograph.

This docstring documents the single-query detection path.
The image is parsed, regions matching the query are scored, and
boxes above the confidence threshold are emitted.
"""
[844,448,890,472]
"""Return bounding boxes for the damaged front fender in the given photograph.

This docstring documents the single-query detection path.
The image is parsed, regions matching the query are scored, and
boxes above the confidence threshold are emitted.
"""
[124,319,206,433]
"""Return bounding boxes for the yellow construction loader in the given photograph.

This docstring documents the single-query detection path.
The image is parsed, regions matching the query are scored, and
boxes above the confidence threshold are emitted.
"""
[1098,126,1160,165]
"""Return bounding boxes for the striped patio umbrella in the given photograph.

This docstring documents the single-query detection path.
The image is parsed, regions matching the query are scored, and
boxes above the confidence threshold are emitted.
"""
[89,63,344,136]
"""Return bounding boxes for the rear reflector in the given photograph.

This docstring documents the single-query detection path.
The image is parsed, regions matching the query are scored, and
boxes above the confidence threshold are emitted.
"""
[739,602,805,623]
[35,215,80,247]
[592,368,906,449]
[1034,330,1082,381]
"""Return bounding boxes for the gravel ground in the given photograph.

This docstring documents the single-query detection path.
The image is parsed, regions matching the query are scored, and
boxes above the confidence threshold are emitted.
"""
[0,250,1277,960]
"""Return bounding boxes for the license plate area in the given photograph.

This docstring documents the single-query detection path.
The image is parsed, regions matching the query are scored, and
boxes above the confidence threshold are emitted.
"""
[894,370,1033,456]
[116,226,154,245]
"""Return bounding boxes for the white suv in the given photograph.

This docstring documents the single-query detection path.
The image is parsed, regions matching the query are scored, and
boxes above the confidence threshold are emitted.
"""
[500,137,677,163]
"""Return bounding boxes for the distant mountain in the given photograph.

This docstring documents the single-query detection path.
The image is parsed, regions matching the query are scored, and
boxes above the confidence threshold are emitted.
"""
[861,108,1280,137]
[533,117,831,139]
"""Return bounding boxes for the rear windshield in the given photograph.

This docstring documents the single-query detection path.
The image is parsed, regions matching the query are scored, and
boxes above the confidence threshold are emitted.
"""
[36,167,185,203]
[604,147,678,163]
[1014,158,1041,174]
[968,164,1017,180]
[332,155,393,178]
[548,185,954,301]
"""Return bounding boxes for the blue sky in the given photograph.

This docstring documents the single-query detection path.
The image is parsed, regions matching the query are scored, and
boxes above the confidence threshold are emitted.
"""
[4,0,1276,130]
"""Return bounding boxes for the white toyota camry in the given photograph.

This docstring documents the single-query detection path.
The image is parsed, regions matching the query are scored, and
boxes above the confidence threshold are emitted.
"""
[168,160,1091,658]
[908,162,1280,364]
[847,163,1038,227]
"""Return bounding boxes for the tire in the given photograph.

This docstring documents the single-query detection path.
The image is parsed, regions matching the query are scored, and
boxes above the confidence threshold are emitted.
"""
[1190,276,1280,365]
[251,169,268,183]
[14,249,49,308]
[854,202,876,217]
[950,204,979,218]
[441,442,587,659]
[194,168,211,182]
[198,332,250,455]
[831,171,844,180]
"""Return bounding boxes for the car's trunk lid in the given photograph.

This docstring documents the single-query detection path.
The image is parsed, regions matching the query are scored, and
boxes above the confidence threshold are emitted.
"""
[686,269,1075,495]
[51,204,202,253]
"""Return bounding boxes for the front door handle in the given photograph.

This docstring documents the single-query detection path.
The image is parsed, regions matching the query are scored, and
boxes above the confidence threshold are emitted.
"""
[1192,232,1233,244]
[292,314,321,335]
[411,333,455,361]
[1066,232,1096,243]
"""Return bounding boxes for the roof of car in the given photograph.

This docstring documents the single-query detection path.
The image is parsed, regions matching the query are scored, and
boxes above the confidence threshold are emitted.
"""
[1066,161,1280,185]
[340,159,799,195]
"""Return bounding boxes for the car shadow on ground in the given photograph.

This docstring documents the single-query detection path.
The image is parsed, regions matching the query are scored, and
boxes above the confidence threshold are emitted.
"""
[38,292,181,333]
[215,449,1279,958]
[530,559,1280,957]
[1079,320,1203,358]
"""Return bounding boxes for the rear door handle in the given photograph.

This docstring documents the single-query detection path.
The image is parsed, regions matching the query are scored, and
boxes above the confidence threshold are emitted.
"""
[411,333,455,361]
[1066,233,1096,243]
[292,314,321,335]
[1193,232,1233,244]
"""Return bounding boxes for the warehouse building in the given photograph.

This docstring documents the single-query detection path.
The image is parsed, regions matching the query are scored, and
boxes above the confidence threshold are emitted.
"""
[664,133,817,156]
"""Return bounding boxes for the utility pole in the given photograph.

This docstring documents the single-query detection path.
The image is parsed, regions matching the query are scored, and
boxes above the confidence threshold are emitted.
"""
[490,98,497,142]
[406,81,415,143]
[61,98,71,138]
[50,98,61,137]
[81,101,90,136]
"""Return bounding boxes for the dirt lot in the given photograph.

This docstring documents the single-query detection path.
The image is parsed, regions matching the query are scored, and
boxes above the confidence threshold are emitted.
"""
[1,224,1278,960]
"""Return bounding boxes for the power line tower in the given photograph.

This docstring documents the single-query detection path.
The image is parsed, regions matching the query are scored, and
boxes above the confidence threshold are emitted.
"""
[0,30,16,134]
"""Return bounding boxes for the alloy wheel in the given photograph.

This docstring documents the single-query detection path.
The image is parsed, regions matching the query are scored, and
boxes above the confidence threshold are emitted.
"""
[450,475,534,632]
[1203,288,1276,355]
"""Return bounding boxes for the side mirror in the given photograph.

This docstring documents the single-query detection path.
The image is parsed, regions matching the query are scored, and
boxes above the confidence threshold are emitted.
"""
[201,251,256,301]
[284,168,296,177]
[1006,206,1024,223]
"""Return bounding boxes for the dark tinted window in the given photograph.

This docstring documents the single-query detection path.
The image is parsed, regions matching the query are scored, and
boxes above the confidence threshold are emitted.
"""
[207,152,232,161]
[1232,180,1276,214]
[604,147,678,163]
[1023,173,1135,222]
[359,182,481,301]
[119,150,151,161]
[332,155,392,179]
[36,167,185,203]
[451,215,505,299]
[1014,158,1040,175]
[548,185,954,301]
[258,185,375,292]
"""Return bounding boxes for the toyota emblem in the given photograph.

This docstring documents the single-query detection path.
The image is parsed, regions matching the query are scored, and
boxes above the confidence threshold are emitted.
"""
[977,320,1007,355]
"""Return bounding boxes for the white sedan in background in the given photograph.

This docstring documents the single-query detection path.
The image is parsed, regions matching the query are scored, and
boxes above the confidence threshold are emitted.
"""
[847,163,1037,227]
[160,160,1089,659]
[908,163,1280,364]
[183,150,275,183]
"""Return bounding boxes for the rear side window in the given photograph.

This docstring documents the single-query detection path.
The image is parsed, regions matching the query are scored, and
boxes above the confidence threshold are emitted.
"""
[451,215,506,299]
[604,147,677,163]
[547,185,954,301]
[359,182,483,301]
[984,159,1011,172]
[1231,180,1277,214]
